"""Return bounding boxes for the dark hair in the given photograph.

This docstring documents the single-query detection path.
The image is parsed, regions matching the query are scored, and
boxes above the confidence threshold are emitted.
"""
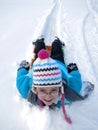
[27,90,37,105]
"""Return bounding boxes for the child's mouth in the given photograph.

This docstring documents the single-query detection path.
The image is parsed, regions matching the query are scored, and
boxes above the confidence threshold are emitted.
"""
[44,99,52,102]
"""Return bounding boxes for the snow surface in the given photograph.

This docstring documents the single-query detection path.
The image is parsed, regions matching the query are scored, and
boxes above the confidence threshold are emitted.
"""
[0,0,98,130]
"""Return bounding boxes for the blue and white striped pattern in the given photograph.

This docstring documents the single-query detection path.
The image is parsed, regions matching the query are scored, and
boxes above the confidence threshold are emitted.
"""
[32,57,62,87]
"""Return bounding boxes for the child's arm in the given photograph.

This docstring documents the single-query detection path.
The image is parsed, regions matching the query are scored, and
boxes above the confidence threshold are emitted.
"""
[16,60,32,99]
[68,70,82,93]
[56,60,82,93]
[67,63,82,93]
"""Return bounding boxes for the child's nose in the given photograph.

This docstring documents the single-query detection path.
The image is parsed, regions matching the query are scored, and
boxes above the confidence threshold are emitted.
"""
[45,93,51,99]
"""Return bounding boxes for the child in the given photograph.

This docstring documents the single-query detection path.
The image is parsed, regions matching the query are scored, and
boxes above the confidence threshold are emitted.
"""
[16,37,85,124]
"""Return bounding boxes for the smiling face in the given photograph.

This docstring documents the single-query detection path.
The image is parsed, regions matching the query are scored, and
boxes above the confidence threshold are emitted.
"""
[35,87,61,106]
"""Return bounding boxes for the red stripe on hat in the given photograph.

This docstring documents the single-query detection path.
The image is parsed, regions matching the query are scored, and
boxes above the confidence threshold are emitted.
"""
[33,72,61,77]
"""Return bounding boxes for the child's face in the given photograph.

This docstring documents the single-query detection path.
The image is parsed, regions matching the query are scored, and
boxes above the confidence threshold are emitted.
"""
[35,87,60,106]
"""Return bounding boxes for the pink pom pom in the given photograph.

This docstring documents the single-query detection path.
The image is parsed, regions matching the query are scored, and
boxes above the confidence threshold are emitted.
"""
[38,49,50,59]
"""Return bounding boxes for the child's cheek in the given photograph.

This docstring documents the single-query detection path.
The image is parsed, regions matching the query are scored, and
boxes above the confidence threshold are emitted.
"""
[37,95,43,101]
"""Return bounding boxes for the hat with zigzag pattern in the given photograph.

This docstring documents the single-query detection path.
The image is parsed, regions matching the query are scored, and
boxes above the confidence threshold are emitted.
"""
[32,49,62,88]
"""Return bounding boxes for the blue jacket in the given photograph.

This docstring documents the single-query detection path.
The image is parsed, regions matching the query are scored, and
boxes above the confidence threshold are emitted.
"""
[16,60,82,101]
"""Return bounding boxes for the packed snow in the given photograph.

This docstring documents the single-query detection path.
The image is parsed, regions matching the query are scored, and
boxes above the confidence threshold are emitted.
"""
[0,0,98,130]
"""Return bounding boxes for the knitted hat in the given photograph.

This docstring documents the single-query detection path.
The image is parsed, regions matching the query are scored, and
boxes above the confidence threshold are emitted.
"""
[32,49,62,88]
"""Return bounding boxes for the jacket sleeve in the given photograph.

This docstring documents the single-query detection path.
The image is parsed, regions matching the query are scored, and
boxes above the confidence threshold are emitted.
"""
[68,70,82,93]
[56,60,82,93]
[16,68,32,99]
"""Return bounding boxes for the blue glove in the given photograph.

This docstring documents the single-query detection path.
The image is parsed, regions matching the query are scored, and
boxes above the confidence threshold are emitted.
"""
[18,60,30,71]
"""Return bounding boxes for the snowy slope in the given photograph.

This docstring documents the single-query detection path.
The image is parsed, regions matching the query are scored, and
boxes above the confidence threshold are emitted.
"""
[0,0,98,130]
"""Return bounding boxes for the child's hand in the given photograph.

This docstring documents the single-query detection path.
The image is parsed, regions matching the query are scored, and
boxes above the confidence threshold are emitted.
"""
[67,63,78,73]
[18,60,30,71]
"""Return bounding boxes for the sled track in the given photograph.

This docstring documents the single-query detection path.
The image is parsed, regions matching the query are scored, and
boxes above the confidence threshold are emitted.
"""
[82,13,98,82]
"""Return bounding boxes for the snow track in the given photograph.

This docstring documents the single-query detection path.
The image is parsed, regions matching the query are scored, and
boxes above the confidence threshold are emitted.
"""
[83,0,98,82]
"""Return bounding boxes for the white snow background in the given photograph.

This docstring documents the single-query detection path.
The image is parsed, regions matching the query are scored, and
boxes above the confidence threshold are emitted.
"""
[0,0,98,130]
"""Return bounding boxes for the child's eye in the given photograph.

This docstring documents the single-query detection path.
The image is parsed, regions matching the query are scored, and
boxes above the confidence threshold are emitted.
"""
[40,89,45,92]
[52,89,57,92]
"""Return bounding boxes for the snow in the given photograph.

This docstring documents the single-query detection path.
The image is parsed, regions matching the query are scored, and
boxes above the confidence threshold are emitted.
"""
[0,0,98,130]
